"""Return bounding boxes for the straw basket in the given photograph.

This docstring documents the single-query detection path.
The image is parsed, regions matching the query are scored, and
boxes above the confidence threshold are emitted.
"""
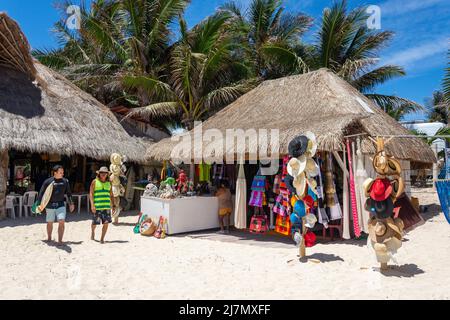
[140,218,157,236]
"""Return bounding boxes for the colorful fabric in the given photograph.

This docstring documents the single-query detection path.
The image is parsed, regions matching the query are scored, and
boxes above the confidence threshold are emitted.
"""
[273,175,281,194]
[94,178,111,210]
[250,215,268,233]
[346,140,361,237]
[198,163,212,182]
[436,180,450,224]
[275,214,291,236]
[249,191,264,207]
[251,175,266,192]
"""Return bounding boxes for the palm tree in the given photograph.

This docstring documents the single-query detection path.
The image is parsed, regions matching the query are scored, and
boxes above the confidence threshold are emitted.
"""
[220,0,312,79]
[34,0,190,106]
[444,49,450,104]
[123,12,258,129]
[426,91,449,124]
[303,0,422,116]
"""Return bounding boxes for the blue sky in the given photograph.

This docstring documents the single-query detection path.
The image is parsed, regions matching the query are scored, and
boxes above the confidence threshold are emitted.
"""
[1,0,449,121]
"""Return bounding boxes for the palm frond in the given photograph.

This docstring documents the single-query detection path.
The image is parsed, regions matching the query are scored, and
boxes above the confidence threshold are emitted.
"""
[352,65,405,92]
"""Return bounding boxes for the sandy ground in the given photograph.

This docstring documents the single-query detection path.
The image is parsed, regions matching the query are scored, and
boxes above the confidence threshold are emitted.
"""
[0,187,449,300]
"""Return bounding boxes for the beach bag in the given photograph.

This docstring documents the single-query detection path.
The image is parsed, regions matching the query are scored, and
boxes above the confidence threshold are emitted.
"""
[134,212,146,234]
[275,214,291,236]
[140,218,157,236]
[154,216,165,239]
[250,214,268,234]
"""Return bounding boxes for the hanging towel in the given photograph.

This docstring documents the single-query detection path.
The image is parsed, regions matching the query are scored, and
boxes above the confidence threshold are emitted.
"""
[234,161,247,229]
[342,150,351,240]
[346,140,361,237]
[355,138,370,233]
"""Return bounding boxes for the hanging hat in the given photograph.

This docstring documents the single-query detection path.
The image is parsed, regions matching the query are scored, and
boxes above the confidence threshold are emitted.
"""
[305,131,318,158]
[373,151,389,175]
[96,166,110,174]
[386,158,402,176]
[293,200,306,218]
[284,174,296,195]
[304,214,317,229]
[365,197,394,219]
[390,177,405,200]
[287,156,307,178]
[110,153,122,165]
[305,158,319,178]
[370,178,393,201]
[363,177,375,198]
[288,135,309,158]
[303,195,315,208]
[293,172,307,198]
[306,177,318,195]
[304,231,317,247]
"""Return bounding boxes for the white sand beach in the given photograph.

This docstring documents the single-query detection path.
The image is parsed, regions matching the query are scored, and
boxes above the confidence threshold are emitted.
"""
[0,187,449,300]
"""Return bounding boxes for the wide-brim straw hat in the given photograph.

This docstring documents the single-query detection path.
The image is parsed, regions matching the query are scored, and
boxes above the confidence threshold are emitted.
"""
[96,166,110,174]
[110,153,122,165]
[287,156,307,178]
[305,131,318,158]
[363,177,375,198]
[391,177,405,200]
[386,157,402,176]
[305,158,319,178]
[304,213,317,229]
[293,172,307,198]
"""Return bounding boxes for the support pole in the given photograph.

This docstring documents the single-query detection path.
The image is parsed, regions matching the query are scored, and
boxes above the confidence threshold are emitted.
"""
[0,149,9,219]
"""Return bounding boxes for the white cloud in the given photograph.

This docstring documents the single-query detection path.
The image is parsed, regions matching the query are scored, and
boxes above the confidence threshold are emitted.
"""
[380,0,446,16]
[383,38,449,69]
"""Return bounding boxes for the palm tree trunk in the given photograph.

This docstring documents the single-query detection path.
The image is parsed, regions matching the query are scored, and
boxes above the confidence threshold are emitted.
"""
[0,149,9,219]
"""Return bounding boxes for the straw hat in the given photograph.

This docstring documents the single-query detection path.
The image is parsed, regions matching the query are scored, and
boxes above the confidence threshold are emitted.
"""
[287,156,307,178]
[305,131,318,158]
[96,166,110,174]
[293,172,307,198]
[110,153,122,165]
[386,157,402,176]
[363,177,375,198]
[390,176,405,200]
[304,214,317,229]
[305,158,319,178]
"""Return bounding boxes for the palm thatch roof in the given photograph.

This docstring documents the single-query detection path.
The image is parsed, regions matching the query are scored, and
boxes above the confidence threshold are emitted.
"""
[146,69,435,164]
[0,13,151,163]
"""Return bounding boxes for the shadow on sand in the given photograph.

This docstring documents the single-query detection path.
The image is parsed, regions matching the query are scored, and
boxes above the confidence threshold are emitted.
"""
[376,264,425,278]
[299,253,345,264]
[41,240,83,254]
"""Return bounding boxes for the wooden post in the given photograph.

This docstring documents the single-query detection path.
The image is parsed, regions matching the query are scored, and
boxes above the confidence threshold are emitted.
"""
[299,217,307,258]
[0,149,9,219]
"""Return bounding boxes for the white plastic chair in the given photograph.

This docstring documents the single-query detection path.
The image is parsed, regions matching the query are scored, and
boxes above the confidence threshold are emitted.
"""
[23,191,38,218]
[6,196,17,219]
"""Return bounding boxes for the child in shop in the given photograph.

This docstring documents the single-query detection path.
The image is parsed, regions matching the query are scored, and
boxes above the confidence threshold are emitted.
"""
[215,180,233,234]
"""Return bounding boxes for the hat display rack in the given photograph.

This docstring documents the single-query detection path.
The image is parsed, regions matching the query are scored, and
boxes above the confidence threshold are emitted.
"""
[363,137,405,271]
[286,132,319,259]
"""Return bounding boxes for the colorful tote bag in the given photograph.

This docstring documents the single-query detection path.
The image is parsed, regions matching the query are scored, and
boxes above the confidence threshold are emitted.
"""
[275,214,291,236]
[250,214,268,234]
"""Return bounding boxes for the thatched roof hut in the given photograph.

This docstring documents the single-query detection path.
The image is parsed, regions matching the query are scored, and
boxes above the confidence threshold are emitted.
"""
[0,13,151,163]
[146,69,435,164]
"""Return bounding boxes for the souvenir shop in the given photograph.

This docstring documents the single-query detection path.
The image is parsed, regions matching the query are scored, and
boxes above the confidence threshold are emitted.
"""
[140,131,424,253]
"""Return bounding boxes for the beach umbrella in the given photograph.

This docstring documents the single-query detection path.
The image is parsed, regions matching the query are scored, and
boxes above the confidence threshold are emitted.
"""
[234,161,247,229]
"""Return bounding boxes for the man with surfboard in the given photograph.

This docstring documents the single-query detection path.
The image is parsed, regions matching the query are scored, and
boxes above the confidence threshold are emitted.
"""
[37,165,75,244]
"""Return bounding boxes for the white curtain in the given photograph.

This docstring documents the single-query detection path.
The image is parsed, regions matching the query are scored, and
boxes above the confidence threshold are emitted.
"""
[234,162,247,229]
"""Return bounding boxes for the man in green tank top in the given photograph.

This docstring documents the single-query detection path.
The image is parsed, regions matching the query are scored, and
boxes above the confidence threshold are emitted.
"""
[89,167,115,244]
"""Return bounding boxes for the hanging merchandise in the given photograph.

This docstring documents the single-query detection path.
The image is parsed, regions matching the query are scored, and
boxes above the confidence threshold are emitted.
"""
[364,137,405,271]
[354,138,370,233]
[275,214,291,236]
[273,156,292,217]
[324,153,343,221]
[198,162,212,183]
[346,139,361,238]
[160,160,167,181]
[234,161,247,229]
[250,214,269,234]
[248,175,267,207]
[315,156,329,228]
